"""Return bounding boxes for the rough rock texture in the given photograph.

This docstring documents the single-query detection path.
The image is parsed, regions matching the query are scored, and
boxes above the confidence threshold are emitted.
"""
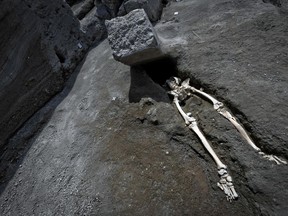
[80,6,107,43]
[264,0,288,10]
[94,3,113,20]
[106,9,163,65]
[118,0,163,22]
[1,0,288,215]
[68,0,109,44]
[0,0,91,149]
[72,0,95,20]
[95,0,124,17]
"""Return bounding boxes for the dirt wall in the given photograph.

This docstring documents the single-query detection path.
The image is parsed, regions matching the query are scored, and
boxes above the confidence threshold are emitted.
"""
[0,0,89,148]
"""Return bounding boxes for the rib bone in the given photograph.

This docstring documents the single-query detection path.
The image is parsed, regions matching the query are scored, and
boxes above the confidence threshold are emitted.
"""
[180,78,287,165]
[172,95,239,200]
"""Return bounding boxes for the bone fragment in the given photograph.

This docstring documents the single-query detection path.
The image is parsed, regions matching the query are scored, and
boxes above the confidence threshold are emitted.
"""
[258,152,287,165]
[217,168,238,202]
[180,78,287,165]
[172,95,238,200]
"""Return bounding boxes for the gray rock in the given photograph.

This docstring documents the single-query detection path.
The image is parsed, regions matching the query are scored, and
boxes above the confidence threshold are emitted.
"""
[80,7,107,43]
[118,0,163,22]
[105,9,163,65]
[0,0,89,149]
[95,0,123,17]
[265,0,288,11]
[103,0,123,17]
[95,4,112,19]
[65,0,79,6]
[117,2,127,16]
[72,0,95,20]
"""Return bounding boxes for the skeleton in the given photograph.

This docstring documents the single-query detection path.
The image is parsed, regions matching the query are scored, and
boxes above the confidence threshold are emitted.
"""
[166,77,287,201]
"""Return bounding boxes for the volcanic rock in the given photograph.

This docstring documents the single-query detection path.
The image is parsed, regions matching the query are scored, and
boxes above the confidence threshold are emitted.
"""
[80,7,107,43]
[72,0,95,20]
[0,0,90,149]
[105,9,163,65]
[118,0,163,22]
[95,0,124,17]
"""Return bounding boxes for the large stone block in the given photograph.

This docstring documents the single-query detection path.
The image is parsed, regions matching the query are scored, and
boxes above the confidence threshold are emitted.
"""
[105,9,163,65]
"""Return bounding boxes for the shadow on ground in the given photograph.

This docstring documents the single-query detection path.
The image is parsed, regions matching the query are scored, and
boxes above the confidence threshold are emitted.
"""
[0,48,89,195]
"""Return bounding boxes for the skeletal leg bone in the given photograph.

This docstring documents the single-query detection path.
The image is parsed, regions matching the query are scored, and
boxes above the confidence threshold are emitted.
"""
[218,108,260,152]
[180,78,287,165]
[173,96,239,200]
[173,97,194,125]
[258,152,287,165]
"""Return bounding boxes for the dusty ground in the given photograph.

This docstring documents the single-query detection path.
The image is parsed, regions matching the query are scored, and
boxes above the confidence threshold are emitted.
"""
[1,0,288,215]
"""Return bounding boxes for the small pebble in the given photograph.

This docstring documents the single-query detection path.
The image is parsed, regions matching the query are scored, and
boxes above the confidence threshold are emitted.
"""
[77,42,83,49]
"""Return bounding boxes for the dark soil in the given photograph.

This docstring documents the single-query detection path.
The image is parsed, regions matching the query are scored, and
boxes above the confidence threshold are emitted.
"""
[1,0,288,215]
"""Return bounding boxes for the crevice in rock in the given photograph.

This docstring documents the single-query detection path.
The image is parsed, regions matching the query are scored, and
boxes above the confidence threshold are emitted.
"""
[54,47,66,64]
[263,0,282,7]
[128,56,178,103]
[70,0,96,20]
[66,0,83,7]
[162,0,169,7]
[140,56,178,86]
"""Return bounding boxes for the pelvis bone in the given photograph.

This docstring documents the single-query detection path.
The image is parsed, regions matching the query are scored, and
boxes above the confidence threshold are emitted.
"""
[166,77,287,201]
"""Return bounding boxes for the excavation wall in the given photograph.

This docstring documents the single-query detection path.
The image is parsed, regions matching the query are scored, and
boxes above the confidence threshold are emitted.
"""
[0,0,89,148]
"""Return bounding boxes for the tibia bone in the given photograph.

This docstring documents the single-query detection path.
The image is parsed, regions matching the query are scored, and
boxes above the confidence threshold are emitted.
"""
[188,121,226,169]
[184,81,260,151]
[218,109,260,152]
[180,78,287,165]
[173,95,238,200]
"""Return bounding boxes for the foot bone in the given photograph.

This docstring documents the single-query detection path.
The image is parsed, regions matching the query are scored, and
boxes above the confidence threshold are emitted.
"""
[217,167,239,201]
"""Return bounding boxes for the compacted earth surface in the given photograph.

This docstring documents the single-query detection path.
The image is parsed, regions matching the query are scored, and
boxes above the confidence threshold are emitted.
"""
[1,0,288,215]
